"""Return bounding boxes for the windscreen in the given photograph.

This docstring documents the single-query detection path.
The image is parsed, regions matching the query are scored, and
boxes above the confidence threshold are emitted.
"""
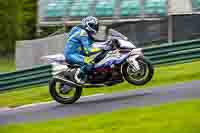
[108,29,128,40]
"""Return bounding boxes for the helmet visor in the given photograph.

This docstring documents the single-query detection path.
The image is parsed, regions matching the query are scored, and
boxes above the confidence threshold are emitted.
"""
[88,23,99,33]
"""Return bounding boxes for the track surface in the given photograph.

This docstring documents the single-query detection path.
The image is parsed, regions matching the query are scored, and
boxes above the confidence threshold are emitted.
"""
[0,80,200,125]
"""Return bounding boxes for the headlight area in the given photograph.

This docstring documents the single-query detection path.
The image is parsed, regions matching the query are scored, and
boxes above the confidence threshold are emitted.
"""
[130,48,143,56]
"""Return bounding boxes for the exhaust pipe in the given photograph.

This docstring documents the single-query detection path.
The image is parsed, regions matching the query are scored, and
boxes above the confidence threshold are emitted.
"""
[54,76,81,87]
[53,76,116,88]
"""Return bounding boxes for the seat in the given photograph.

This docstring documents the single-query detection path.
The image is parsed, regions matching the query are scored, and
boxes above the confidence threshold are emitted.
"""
[144,0,167,16]
[192,0,200,10]
[46,3,57,17]
[69,0,92,17]
[46,0,72,17]
[95,0,115,17]
[120,0,141,16]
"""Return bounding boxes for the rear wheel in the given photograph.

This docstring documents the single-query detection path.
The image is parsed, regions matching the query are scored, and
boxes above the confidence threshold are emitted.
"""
[122,57,154,86]
[49,78,82,104]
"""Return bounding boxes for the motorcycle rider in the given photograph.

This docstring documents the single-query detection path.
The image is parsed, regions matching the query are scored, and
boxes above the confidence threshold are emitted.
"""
[64,16,111,84]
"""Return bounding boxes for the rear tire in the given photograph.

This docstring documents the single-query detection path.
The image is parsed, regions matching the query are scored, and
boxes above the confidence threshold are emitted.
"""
[122,57,154,86]
[49,78,82,104]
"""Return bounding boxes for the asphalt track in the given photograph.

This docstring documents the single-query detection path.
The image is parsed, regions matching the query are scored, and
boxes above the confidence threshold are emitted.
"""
[0,80,200,125]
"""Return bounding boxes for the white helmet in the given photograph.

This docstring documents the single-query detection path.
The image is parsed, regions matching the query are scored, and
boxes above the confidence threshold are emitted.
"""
[81,16,99,34]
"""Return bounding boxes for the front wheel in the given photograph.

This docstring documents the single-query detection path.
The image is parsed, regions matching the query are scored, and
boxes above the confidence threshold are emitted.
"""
[122,57,154,86]
[49,78,82,104]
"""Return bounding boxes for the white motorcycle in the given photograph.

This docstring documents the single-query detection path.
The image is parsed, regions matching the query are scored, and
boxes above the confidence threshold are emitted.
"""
[42,29,154,104]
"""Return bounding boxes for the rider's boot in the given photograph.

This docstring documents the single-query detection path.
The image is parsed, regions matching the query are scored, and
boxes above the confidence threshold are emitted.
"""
[75,68,87,84]
[75,63,93,84]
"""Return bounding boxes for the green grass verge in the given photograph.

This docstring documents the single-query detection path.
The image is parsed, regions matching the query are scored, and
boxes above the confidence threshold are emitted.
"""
[0,57,15,72]
[1,99,200,133]
[1,60,200,108]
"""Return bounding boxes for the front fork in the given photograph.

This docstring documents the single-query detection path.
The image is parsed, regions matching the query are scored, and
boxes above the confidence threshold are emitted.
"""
[126,55,141,72]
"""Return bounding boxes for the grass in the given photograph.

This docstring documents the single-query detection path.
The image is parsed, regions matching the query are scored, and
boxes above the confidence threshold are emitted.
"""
[1,60,200,108]
[0,57,15,72]
[1,99,200,133]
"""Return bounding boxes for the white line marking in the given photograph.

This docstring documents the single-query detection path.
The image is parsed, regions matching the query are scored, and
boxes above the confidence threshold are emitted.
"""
[0,107,11,112]
[81,93,105,98]
[13,93,105,110]
[14,101,56,110]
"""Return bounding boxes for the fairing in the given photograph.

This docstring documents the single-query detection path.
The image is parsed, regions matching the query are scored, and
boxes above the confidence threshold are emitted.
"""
[94,52,129,68]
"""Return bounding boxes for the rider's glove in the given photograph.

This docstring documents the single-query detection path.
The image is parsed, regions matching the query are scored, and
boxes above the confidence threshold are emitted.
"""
[103,40,113,51]
[103,45,112,51]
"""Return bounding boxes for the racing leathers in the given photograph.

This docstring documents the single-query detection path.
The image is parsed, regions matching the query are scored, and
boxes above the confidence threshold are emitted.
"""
[64,26,102,78]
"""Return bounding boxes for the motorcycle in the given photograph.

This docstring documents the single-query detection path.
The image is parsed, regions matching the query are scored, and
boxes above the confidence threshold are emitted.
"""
[42,29,154,104]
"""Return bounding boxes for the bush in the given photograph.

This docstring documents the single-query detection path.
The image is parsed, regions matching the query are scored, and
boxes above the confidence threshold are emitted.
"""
[0,0,37,55]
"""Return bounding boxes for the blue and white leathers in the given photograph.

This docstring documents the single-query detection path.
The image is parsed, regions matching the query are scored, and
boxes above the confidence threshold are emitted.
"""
[64,26,101,74]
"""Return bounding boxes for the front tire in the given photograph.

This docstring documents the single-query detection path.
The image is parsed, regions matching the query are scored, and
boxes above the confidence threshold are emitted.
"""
[122,57,154,86]
[49,78,82,104]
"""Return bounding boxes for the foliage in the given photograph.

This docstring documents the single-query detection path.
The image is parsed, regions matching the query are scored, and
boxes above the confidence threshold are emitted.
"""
[0,0,21,55]
[20,0,37,40]
[0,0,37,55]
[0,57,15,72]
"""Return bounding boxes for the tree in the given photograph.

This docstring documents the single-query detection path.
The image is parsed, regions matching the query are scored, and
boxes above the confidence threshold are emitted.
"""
[0,0,22,55]
[20,0,37,40]
[0,0,37,55]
